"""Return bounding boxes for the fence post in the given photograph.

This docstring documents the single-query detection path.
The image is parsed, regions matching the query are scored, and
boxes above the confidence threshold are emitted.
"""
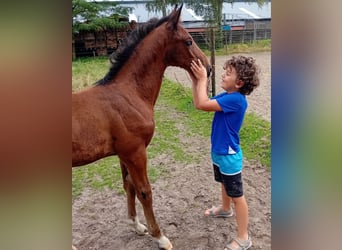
[210,28,216,97]
[253,21,257,42]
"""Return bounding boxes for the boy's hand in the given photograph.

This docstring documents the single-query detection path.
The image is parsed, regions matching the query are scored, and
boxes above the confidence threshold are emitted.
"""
[190,59,207,83]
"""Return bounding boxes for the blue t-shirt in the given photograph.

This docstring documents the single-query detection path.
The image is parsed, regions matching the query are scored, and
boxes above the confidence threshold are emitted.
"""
[211,92,247,154]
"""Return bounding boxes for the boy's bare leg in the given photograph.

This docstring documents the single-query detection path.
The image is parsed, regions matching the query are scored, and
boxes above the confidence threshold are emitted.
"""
[221,184,232,211]
[229,195,249,249]
[205,183,232,215]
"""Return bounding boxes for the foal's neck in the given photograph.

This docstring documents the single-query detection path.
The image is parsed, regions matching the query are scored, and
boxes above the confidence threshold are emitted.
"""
[120,34,169,106]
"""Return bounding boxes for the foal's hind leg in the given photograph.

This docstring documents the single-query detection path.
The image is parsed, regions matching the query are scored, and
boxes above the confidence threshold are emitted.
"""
[120,160,148,235]
[120,148,172,250]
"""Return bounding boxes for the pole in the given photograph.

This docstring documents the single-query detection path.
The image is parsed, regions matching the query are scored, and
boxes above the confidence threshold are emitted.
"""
[210,28,216,97]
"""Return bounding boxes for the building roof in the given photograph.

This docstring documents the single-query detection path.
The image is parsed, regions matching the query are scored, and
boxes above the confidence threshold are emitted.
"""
[222,2,271,20]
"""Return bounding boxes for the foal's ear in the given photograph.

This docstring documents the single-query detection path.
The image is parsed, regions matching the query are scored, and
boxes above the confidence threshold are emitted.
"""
[167,4,183,30]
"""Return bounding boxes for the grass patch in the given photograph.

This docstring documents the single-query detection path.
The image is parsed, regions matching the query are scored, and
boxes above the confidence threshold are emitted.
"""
[240,113,271,169]
[72,157,121,197]
[203,39,271,56]
[149,109,189,162]
[158,79,271,169]
[158,78,214,138]
[72,155,165,198]
[72,56,109,91]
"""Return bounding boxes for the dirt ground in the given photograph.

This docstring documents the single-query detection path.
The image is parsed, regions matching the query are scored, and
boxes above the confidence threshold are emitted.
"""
[72,52,271,250]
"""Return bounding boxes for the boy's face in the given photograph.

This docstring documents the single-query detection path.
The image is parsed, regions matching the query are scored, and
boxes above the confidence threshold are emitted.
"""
[220,65,243,93]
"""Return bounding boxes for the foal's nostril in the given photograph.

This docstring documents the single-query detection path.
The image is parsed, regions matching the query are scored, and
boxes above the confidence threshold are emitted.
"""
[207,66,212,77]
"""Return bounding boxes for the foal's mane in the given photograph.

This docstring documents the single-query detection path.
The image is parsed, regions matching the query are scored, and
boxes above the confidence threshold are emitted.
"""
[96,15,170,85]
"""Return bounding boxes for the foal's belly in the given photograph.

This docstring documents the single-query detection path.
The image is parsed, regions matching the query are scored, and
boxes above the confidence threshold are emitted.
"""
[72,128,116,167]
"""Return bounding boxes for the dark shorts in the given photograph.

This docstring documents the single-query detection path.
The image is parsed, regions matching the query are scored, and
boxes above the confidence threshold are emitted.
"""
[213,164,244,197]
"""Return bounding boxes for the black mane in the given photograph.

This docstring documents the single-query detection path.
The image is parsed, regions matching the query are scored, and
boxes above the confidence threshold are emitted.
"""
[95,16,170,85]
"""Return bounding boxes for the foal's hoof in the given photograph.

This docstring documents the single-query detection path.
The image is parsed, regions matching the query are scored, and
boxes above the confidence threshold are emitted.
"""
[135,223,148,236]
[158,236,173,250]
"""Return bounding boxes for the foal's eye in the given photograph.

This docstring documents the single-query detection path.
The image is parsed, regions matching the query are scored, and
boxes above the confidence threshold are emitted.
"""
[185,40,192,46]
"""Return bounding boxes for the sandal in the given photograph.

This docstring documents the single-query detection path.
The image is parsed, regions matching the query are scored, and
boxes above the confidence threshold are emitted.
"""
[224,236,252,250]
[205,205,234,218]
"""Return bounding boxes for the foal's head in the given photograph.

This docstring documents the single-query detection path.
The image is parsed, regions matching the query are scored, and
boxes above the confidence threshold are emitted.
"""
[96,4,211,86]
[162,4,211,78]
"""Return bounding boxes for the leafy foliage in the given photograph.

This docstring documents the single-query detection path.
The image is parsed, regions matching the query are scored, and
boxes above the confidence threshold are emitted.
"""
[72,0,131,34]
[147,0,269,27]
[145,0,180,17]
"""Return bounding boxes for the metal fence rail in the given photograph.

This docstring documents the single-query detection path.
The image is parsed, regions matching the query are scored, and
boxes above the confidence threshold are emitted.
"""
[190,27,271,50]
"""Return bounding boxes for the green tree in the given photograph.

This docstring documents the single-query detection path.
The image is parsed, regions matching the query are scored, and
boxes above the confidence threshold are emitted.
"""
[185,0,268,28]
[73,0,102,34]
[145,0,179,17]
[146,0,268,36]
[72,0,131,59]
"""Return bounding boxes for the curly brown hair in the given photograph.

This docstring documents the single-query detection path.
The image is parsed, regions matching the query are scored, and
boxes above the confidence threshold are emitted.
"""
[224,55,260,95]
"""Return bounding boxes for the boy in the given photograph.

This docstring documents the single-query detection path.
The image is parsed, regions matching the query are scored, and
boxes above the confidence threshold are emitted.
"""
[190,56,259,250]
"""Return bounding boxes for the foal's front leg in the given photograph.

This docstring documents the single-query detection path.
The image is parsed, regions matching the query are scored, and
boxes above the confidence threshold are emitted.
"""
[121,148,173,250]
[120,160,148,235]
